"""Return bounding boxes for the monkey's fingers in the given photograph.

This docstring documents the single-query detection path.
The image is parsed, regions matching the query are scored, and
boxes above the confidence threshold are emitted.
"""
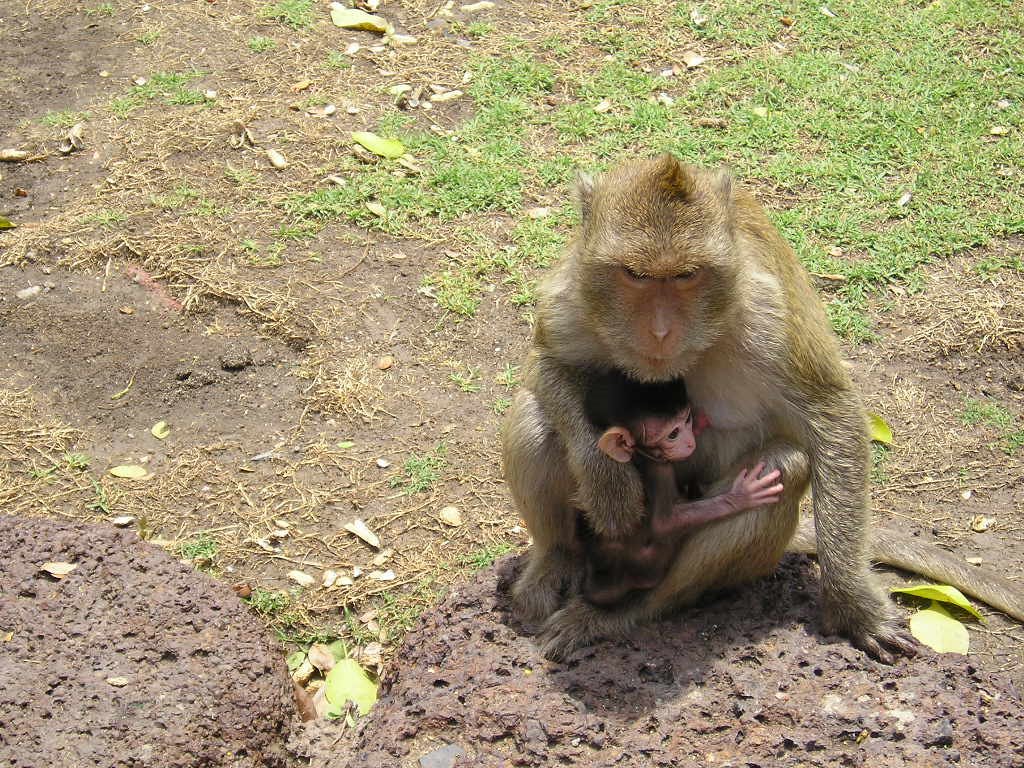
[750,483,785,503]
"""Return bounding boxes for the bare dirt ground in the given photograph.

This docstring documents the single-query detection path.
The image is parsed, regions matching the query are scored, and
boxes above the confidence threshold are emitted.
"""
[1,1,1022,765]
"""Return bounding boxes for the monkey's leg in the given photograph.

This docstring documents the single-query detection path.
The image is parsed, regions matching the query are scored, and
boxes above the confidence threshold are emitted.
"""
[539,440,809,660]
[502,390,582,622]
[790,519,1024,623]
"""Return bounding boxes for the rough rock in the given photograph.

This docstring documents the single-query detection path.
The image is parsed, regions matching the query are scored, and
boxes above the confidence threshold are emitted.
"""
[307,556,1023,767]
[0,515,295,767]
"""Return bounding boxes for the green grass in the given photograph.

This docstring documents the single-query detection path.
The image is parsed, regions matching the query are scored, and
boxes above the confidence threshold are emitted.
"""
[83,209,127,227]
[248,36,278,53]
[870,443,890,485]
[326,51,352,69]
[41,110,90,128]
[462,542,513,570]
[961,398,1014,429]
[87,480,112,514]
[424,269,482,317]
[495,363,520,389]
[137,29,160,45]
[449,365,481,393]
[975,253,1024,278]
[390,444,447,494]
[466,22,494,38]
[110,71,206,116]
[259,0,314,28]
[178,534,218,562]
[372,580,442,644]
[63,452,91,471]
[961,397,1023,454]
[281,2,1023,338]
[225,165,258,186]
[85,3,115,16]
[248,588,291,616]
[151,185,200,210]
[1004,430,1024,456]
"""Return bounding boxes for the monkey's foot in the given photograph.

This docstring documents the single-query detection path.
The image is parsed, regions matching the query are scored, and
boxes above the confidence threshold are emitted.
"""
[846,619,918,665]
[823,593,919,664]
[537,599,633,661]
[512,549,580,624]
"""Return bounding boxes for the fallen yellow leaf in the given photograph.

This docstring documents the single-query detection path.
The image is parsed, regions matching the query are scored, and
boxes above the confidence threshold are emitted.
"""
[109,465,149,479]
[909,603,969,654]
[330,5,392,34]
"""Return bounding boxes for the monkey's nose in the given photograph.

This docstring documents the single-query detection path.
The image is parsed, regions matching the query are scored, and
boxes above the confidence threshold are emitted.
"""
[650,327,670,342]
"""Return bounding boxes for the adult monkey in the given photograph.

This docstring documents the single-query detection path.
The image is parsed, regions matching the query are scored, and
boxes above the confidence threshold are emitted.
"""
[502,154,1024,662]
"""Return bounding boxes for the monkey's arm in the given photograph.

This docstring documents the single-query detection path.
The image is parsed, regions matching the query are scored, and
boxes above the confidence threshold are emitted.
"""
[531,356,646,536]
[797,382,918,662]
[654,464,783,538]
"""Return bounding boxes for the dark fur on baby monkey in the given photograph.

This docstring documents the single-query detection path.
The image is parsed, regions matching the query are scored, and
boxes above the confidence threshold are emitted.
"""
[579,370,783,607]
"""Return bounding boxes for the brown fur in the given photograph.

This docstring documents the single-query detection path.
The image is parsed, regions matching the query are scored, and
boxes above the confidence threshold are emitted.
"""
[502,155,1023,661]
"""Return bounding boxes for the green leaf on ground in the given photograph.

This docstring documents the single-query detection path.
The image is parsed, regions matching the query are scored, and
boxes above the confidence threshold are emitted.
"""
[351,131,405,159]
[891,583,984,620]
[867,412,893,445]
[324,658,378,717]
[330,5,391,34]
[908,602,970,654]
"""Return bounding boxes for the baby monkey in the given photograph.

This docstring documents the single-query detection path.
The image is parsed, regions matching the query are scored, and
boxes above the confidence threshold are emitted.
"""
[580,371,784,607]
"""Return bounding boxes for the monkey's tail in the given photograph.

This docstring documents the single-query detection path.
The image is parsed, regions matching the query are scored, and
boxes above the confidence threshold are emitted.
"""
[790,518,1024,623]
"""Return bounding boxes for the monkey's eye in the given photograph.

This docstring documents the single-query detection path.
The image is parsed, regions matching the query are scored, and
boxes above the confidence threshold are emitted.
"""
[667,427,680,440]
[674,268,700,281]
[622,266,648,281]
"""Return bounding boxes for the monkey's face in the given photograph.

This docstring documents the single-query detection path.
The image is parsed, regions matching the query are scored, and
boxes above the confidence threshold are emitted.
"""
[576,155,738,380]
[640,408,696,462]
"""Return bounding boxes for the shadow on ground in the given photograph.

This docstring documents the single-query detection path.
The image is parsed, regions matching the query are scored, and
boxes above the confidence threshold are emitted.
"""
[297,555,1024,768]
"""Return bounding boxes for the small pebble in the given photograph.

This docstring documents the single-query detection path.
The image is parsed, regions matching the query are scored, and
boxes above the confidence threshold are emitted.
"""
[419,743,466,768]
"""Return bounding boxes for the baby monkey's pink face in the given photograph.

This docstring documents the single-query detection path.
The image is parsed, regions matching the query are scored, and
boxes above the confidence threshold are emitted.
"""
[640,406,697,462]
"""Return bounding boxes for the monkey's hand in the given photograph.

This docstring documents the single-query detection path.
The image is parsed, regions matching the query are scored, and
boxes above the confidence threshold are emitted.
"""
[821,584,919,664]
[725,463,784,512]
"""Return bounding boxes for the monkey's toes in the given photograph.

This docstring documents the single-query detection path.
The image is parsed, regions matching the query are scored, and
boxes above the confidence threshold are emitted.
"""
[852,623,919,664]
[537,604,603,661]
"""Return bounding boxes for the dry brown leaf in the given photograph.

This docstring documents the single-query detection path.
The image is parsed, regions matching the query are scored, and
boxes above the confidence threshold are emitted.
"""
[439,506,463,527]
[307,644,336,673]
[681,50,706,69]
[344,519,381,549]
[288,570,316,587]
[40,562,77,579]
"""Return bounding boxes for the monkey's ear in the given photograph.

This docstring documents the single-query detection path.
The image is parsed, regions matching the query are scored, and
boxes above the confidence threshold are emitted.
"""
[574,170,596,221]
[597,427,634,463]
[654,153,697,200]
